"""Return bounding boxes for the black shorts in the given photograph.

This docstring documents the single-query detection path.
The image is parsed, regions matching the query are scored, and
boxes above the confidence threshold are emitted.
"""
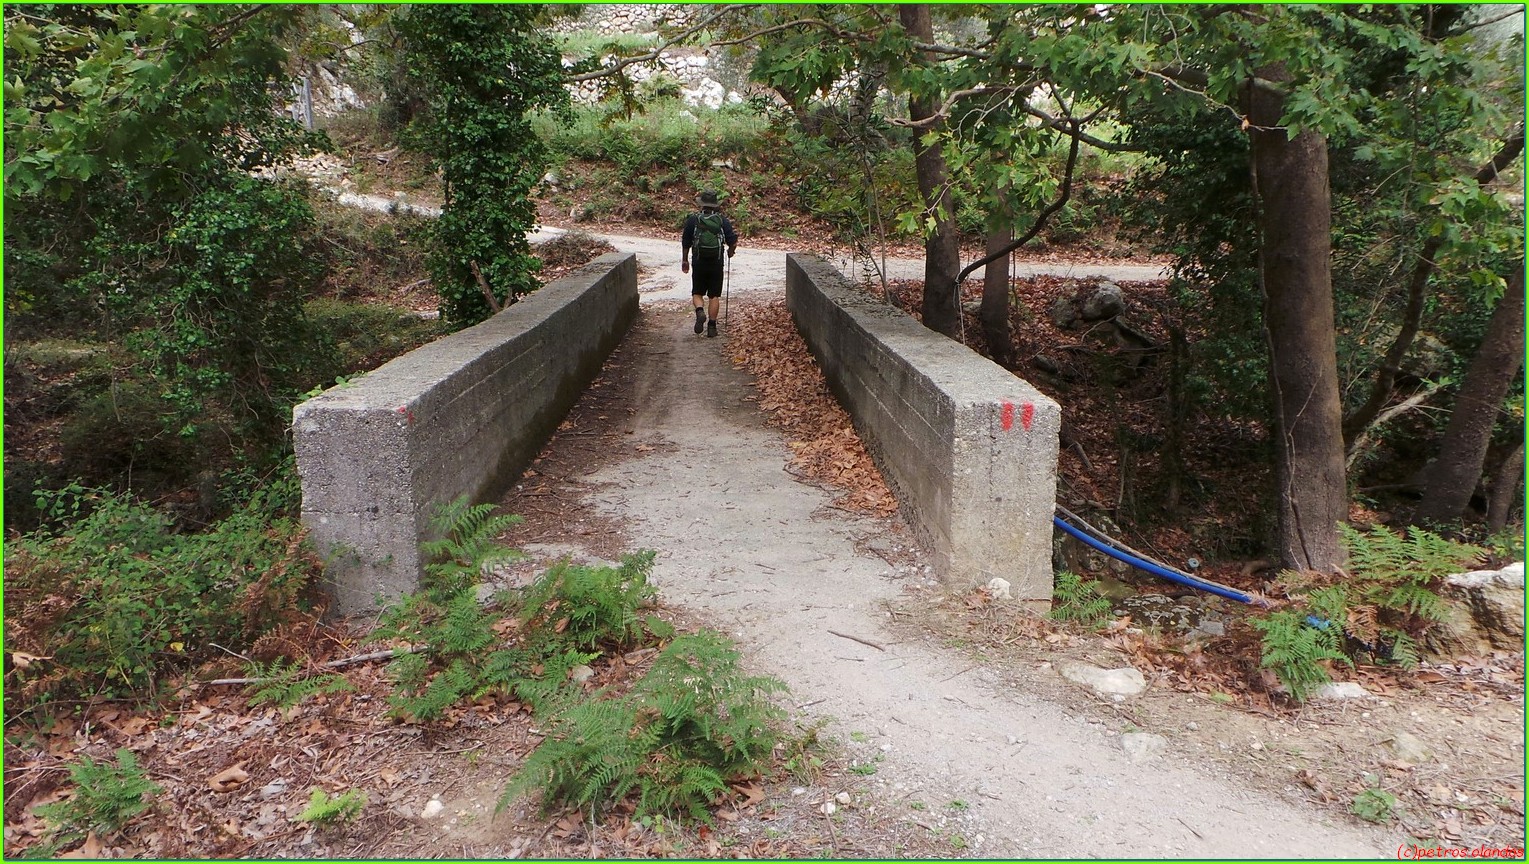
[690,257,724,298]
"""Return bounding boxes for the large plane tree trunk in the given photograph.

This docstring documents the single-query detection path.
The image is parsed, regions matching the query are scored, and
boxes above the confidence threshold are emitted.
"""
[1247,66,1348,573]
[1413,266,1527,527]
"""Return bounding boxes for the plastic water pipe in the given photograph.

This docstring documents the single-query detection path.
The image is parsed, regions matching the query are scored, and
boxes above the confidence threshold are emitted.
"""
[1052,514,1254,605]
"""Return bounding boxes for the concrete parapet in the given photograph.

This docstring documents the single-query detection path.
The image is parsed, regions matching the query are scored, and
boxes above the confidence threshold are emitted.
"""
[294,253,638,612]
[784,254,1060,603]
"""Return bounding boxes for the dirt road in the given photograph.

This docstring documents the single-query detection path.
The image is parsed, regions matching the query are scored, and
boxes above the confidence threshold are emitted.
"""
[530,299,1391,858]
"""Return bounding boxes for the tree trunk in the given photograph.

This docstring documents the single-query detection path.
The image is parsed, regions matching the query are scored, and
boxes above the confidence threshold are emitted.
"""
[980,223,1012,365]
[899,4,962,338]
[1247,67,1348,573]
[1486,443,1524,534]
[1413,266,1527,527]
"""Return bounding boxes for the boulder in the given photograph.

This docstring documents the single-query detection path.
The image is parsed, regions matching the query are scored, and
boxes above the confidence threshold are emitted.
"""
[1428,562,1525,656]
[1081,281,1124,321]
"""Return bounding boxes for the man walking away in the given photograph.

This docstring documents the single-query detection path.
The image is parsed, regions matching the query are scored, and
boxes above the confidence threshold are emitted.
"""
[681,190,737,338]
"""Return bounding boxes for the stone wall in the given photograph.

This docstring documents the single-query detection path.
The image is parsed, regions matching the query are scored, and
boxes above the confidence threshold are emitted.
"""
[293,253,638,613]
[784,254,1060,605]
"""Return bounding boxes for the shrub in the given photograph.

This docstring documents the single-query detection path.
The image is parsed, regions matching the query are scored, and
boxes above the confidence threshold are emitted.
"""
[3,483,322,711]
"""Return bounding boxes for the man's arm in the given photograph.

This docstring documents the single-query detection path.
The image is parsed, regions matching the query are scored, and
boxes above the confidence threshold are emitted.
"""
[723,216,738,256]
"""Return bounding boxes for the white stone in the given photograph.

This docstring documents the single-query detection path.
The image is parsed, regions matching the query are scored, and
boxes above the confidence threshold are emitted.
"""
[1312,682,1370,701]
[835,792,851,805]
[421,798,445,819]
[569,664,595,683]
[1058,662,1147,696]
[820,801,837,816]
[986,577,1013,600]
[1383,731,1433,764]
[1120,732,1168,763]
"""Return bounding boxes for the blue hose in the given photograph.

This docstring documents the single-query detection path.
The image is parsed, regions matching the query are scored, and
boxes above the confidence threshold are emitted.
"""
[1053,515,1254,605]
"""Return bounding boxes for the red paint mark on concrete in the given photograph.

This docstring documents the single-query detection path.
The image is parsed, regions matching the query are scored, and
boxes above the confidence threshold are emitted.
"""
[1021,402,1035,431]
[1001,401,1015,431]
[396,405,414,425]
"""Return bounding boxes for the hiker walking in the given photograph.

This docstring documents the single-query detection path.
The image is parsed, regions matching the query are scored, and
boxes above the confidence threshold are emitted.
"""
[681,190,737,338]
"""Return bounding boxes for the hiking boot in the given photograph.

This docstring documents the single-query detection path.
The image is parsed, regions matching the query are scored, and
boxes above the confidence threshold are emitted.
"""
[694,307,706,334]
[706,320,718,338]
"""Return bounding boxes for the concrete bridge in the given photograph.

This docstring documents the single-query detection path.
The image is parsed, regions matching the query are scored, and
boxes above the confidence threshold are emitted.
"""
[293,248,1074,613]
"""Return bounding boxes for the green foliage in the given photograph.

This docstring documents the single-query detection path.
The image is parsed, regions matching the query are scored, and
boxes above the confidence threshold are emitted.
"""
[1251,611,1353,702]
[295,788,368,825]
[519,552,660,650]
[245,660,354,710]
[502,630,788,824]
[1339,524,1483,593]
[1350,786,1398,824]
[419,496,525,599]
[4,5,332,452]
[534,101,771,176]
[1253,524,1481,699]
[33,749,161,853]
[4,482,321,711]
[1049,571,1112,626]
[396,5,570,327]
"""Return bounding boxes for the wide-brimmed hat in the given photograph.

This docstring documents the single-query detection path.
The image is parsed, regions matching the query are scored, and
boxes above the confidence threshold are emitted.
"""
[696,190,721,208]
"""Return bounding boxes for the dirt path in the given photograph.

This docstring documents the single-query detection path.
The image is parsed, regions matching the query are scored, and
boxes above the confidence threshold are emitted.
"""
[520,296,1390,858]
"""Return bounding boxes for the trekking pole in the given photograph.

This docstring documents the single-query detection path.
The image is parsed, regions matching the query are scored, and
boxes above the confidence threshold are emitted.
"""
[724,254,732,332]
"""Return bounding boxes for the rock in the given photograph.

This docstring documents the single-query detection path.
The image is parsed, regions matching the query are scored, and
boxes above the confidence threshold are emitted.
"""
[1382,731,1433,764]
[1120,732,1168,763]
[1081,282,1124,321]
[1312,682,1370,701]
[569,664,595,684]
[421,798,445,820]
[820,801,837,816]
[986,577,1012,600]
[1093,574,1138,601]
[1047,297,1079,329]
[1443,563,1525,650]
[835,792,851,805]
[1058,662,1147,696]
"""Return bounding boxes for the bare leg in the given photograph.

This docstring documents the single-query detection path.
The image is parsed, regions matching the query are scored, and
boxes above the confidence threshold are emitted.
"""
[708,296,720,321]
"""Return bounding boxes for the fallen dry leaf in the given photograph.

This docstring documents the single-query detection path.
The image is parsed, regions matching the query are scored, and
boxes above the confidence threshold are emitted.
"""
[57,832,104,858]
[207,764,249,793]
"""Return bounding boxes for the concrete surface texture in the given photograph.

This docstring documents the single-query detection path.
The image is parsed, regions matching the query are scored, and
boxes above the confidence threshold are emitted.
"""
[293,253,637,612]
[786,253,1061,602]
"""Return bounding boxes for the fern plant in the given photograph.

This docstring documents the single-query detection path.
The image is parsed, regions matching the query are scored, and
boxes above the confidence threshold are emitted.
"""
[295,788,368,825]
[245,660,353,710]
[519,551,662,650]
[501,630,788,825]
[1251,610,1353,701]
[420,496,524,598]
[1049,571,1111,626]
[34,749,161,854]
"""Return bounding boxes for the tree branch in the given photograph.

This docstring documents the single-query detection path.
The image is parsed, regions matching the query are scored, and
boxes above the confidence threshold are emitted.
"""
[956,119,1082,284]
[1342,122,1527,447]
[1345,379,1448,470]
[565,5,748,83]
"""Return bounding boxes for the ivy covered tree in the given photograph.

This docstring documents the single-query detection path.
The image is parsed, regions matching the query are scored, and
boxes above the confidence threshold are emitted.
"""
[396,5,569,328]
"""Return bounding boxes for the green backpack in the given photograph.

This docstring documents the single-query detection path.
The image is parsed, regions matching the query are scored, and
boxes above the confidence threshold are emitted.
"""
[694,212,725,261]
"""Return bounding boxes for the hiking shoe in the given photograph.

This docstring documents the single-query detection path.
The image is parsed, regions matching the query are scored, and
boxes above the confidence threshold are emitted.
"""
[706,320,718,338]
[694,307,706,334]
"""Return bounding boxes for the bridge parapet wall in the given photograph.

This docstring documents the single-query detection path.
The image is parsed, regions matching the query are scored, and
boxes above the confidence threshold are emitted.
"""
[785,254,1059,605]
[294,253,637,612]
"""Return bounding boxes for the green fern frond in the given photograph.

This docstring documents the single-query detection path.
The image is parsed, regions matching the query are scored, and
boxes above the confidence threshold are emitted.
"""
[1381,628,1421,670]
[1049,571,1111,626]
[245,660,353,710]
[1252,610,1352,701]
